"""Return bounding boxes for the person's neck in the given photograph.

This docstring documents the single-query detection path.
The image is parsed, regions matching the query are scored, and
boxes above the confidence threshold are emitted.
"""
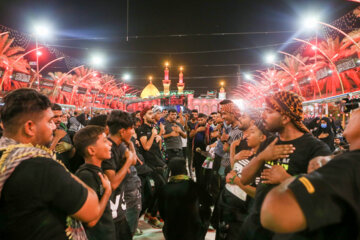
[252,145,260,154]
[85,157,102,168]
[109,134,122,146]
[232,120,240,128]
[3,133,32,145]
[349,141,360,151]
[144,121,152,127]
[278,125,304,141]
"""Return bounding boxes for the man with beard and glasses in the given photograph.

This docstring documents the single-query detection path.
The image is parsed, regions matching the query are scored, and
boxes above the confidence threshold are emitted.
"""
[137,107,166,228]
[0,89,101,240]
[239,91,331,240]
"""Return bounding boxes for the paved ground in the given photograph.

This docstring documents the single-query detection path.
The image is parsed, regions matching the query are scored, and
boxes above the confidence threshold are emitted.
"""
[134,217,216,240]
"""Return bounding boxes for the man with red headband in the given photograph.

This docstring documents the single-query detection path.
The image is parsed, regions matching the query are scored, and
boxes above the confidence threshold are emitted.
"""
[239,91,331,240]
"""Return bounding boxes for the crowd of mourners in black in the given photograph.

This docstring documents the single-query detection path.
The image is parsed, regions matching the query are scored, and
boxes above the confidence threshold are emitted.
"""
[0,88,359,240]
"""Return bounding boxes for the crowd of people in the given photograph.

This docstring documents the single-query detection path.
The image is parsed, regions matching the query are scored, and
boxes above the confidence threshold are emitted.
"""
[0,88,359,240]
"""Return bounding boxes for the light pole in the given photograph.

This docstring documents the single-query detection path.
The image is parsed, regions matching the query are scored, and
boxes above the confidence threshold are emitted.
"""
[33,22,52,89]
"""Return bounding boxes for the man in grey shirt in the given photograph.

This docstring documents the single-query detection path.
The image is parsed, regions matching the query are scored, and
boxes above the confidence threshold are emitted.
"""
[163,109,187,162]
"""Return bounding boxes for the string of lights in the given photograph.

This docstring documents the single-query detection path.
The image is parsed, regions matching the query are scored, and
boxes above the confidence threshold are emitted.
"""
[56,30,296,41]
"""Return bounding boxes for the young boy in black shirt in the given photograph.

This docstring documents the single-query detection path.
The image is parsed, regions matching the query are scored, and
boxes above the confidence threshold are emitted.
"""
[74,126,115,240]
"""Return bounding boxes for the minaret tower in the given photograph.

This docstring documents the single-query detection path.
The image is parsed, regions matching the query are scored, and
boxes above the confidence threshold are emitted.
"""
[177,66,185,94]
[162,62,171,96]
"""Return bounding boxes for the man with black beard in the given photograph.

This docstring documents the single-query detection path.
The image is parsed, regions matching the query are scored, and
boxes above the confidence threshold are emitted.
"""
[0,89,101,239]
[239,91,331,240]
[137,107,166,228]
[261,108,360,239]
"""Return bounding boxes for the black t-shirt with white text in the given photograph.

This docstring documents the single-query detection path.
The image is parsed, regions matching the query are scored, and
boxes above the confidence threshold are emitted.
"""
[76,164,116,240]
[0,156,88,240]
[101,139,127,222]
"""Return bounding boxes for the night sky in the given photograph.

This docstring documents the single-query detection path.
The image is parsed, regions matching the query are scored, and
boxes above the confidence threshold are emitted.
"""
[0,0,358,96]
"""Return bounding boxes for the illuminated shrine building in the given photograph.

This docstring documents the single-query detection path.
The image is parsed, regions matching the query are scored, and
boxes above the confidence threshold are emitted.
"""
[140,80,160,99]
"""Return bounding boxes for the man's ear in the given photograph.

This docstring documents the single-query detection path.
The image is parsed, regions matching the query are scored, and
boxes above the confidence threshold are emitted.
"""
[87,145,96,156]
[282,115,291,125]
[104,126,110,136]
[23,120,36,137]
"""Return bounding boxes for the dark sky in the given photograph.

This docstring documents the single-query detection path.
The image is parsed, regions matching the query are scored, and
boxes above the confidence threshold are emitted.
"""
[0,0,358,96]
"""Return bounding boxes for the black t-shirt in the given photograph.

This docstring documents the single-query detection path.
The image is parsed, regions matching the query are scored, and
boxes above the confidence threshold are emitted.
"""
[76,164,116,240]
[283,150,360,240]
[101,139,127,222]
[157,179,212,240]
[137,124,165,169]
[0,157,88,240]
[131,136,152,176]
[241,133,332,240]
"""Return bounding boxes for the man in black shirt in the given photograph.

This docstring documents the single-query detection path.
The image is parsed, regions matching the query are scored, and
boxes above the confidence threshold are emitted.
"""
[74,126,114,240]
[0,89,100,240]
[102,110,137,240]
[261,108,360,239]
[240,91,331,240]
[137,107,166,228]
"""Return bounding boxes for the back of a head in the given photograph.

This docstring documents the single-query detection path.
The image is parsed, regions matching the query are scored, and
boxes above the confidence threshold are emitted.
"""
[88,114,108,127]
[107,110,134,135]
[168,158,187,176]
[1,88,51,135]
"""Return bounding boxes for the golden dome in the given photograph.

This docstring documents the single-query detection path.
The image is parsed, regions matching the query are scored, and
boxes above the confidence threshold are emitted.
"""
[140,82,160,99]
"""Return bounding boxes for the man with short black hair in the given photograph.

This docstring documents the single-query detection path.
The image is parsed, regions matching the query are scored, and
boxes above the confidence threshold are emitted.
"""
[102,110,138,240]
[163,109,187,161]
[191,109,199,120]
[50,103,74,169]
[190,113,212,186]
[74,126,115,240]
[0,88,100,239]
[137,107,166,228]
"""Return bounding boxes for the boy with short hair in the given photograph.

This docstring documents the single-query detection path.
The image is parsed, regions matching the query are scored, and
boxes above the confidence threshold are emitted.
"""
[74,125,115,240]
